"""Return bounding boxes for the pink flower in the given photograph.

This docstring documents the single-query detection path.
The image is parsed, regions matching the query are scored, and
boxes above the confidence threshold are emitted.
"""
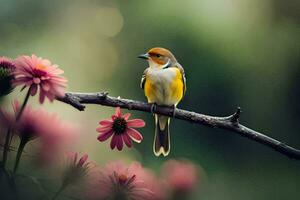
[50,152,91,200]
[62,152,90,186]
[67,152,89,168]
[96,107,145,151]
[13,55,67,103]
[12,101,44,141]
[161,160,199,194]
[11,101,77,165]
[36,115,77,165]
[138,168,166,200]
[87,161,157,200]
[0,57,15,72]
[0,56,15,96]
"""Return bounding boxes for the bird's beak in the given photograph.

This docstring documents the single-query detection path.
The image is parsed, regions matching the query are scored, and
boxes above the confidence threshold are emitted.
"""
[138,53,149,60]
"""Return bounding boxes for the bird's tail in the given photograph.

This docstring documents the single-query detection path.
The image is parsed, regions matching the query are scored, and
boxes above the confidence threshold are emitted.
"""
[153,114,170,157]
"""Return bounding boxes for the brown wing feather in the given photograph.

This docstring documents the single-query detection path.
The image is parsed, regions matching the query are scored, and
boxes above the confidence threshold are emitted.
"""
[140,68,148,89]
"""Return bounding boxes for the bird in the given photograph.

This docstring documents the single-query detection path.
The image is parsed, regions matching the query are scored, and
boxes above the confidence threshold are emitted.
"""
[138,47,186,156]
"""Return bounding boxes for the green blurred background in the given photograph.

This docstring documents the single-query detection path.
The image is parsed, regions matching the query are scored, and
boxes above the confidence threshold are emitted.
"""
[1,0,300,199]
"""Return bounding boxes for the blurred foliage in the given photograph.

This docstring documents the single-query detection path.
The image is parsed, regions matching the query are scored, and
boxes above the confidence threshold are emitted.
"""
[0,0,300,199]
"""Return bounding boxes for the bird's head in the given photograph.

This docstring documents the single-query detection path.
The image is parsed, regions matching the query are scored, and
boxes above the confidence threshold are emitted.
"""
[138,47,177,69]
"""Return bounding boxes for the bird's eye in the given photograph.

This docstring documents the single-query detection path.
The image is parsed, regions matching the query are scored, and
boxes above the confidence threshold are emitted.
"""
[156,54,161,58]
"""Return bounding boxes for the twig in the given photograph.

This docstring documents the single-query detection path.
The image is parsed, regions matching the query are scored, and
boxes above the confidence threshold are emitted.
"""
[57,92,300,160]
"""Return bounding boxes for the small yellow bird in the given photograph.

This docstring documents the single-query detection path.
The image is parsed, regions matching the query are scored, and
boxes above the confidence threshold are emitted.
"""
[138,47,186,156]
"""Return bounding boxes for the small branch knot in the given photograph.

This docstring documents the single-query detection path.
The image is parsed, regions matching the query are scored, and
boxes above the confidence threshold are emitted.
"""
[230,107,241,124]
[97,92,108,100]
[59,93,85,111]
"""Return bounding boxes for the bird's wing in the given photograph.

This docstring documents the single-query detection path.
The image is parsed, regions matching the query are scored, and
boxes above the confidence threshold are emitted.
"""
[174,63,186,95]
[140,68,148,90]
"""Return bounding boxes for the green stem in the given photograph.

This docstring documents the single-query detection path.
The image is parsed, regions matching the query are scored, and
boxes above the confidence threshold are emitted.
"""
[2,128,11,168]
[16,88,31,121]
[3,88,31,167]
[13,137,27,174]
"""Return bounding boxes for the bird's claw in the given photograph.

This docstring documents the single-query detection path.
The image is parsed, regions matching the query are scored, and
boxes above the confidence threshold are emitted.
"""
[172,105,176,118]
[150,103,157,114]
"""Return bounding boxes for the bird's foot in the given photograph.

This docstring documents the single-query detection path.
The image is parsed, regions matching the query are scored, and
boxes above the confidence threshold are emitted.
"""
[150,103,157,114]
[171,105,176,117]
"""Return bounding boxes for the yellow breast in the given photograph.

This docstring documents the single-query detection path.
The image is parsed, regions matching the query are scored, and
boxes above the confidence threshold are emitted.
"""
[144,77,157,103]
[144,68,184,106]
[170,68,184,105]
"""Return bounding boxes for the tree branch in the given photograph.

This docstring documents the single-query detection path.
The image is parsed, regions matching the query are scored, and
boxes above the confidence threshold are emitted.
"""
[57,92,300,160]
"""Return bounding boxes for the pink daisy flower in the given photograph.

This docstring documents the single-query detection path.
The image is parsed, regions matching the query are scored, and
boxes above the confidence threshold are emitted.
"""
[13,55,67,103]
[138,168,166,200]
[66,152,89,169]
[62,152,90,186]
[52,152,91,200]
[0,56,15,73]
[161,160,199,195]
[87,161,156,200]
[13,101,43,141]
[96,107,145,151]
[12,100,74,142]
[36,113,78,165]
[0,56,15,96]
[10,101,76,169]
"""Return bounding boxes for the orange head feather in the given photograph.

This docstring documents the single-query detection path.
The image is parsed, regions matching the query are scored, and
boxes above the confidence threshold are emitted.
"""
[138,47,177,67]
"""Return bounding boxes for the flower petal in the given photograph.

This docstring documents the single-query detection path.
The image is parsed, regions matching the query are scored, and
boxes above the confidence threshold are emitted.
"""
[45,92,55,102]
[30,84,38,96]
[78,154,88,167]
[97,130,114,142]
[116,136,123,151]
[96,126,112,133]
[115,107,121,117]
[73,153,78,165]
[122,134,132,147]
[127,128,143,143]
[41,82,50,91]
[111,115,117,121]
[127,119,145,128]
[39,90,46,104]
[99,120,113,126]
[123,113,131,120]
[110,134,118,150]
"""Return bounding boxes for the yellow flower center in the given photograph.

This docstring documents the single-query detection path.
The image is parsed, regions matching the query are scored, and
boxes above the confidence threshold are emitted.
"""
[35,64,47,71]
[33,64,48,77]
